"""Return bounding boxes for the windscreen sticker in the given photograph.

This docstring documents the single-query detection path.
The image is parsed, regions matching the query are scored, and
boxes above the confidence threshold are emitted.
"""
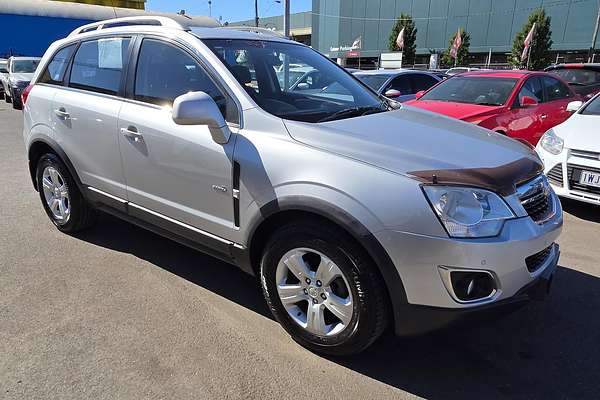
[98,38,123,69]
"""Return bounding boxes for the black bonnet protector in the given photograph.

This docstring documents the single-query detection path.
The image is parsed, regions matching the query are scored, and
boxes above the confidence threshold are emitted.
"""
[409,157,544,196]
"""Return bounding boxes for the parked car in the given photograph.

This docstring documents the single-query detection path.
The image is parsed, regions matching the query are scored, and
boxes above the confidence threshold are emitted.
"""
[353,69,441,102]
[406,70,579,145]
[23,16,562,356]
[0,58,8,99]
[545,63,600,100]
[537,94,600,206]
[446,67,480,76]
[3,56,41,109]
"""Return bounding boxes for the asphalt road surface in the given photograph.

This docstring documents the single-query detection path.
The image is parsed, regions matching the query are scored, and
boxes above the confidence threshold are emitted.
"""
[1,104,599,400]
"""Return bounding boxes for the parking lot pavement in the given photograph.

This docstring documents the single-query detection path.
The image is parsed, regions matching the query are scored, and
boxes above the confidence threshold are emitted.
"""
[1,104,599,400]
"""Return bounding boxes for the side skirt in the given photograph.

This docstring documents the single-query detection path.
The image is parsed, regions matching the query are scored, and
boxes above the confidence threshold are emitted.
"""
[85,186,248,269]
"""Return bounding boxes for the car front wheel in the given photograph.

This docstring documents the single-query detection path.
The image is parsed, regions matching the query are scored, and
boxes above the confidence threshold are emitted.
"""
[260,220,389,355]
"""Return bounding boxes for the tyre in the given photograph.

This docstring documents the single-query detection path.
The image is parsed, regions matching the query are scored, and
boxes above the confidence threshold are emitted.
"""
[36,153,96,233]
[5,88,11,103]
[11,89,22,110]
[260,219,389,356]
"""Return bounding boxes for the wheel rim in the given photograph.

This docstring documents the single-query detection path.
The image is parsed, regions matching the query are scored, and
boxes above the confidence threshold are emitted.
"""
[41,166,70,225]
[275,248,354,337]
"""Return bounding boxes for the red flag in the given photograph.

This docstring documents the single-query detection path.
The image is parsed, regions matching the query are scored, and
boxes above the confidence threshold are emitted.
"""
[521,23,536,62]
[450,28,462,59]
[396,27,405,50]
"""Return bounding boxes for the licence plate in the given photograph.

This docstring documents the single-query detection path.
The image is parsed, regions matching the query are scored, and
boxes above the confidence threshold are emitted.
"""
[579,170,600,188]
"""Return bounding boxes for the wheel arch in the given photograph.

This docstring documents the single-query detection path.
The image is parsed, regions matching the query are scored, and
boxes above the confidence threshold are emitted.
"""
[27,137,83,193]
[244,197,409,332]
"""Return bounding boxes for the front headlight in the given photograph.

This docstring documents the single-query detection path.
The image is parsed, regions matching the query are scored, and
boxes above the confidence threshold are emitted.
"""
[539,129,564,155]
[423,186,515,238]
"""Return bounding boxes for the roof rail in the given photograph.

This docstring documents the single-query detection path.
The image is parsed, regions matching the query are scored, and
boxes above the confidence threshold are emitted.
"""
[68,16,186,37]
[222,25,286,38]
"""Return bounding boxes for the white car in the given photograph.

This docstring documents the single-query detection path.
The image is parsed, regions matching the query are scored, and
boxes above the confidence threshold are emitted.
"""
[537,97,600,206]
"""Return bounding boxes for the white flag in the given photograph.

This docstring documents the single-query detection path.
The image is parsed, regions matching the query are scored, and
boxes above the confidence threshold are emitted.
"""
[396,27,405,50]
[352,36,362,49]
[521,23,536,62]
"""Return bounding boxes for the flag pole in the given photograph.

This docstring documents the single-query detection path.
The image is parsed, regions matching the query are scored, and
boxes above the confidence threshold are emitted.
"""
[526,47,531,70]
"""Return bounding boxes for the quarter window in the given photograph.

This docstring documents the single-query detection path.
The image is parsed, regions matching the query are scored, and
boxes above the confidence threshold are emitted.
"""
[134,39,238,124]
[39,44,76,85]
[69,37,131,95]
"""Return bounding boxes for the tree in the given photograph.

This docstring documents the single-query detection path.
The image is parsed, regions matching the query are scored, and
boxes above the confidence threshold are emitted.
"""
[510,8,553,70]
[441,28,470,67]
[388,13,417,66]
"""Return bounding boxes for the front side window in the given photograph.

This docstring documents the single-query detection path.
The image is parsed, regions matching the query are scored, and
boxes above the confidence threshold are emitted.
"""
[388,75,412,93]
[411,74,439,92]
[11,59,40,73]
[420,77,517,106]
[354,74,389,92]
[517,77,543,106]
[39,45,76,84]
[134,39,238,124]
[201,38,386,123]
[549,68,600,86]
[543,76,571,101]
[69,37,130,95]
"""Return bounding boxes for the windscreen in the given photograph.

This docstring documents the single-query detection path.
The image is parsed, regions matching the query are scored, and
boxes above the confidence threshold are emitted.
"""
[11,59,40,73]
[580,95,600,115]
[420,76,518,106]
[201,38,386,123]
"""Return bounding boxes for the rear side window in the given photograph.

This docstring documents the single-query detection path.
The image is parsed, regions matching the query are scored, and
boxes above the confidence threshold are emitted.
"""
[134,39,238,124]
[543,76,571,101]
[39,44,76,85]
[411,74,439,92]
[69,37,130,95]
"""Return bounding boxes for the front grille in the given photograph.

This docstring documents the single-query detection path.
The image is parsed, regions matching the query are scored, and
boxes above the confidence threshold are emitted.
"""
[570,149,600,161]
[546,164,563,187]
[525,245,554,273]
[518,176,553,223]
[567,164,600,196]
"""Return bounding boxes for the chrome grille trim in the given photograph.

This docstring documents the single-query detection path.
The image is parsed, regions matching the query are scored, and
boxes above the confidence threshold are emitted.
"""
[570,149,600,161]
[516,175,555,224]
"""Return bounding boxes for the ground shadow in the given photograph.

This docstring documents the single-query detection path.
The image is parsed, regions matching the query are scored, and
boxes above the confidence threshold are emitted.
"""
[75,212,600,399]
[560,198,600,223]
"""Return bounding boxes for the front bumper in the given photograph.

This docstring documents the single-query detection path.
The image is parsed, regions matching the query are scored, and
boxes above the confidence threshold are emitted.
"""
[538,147,600,206]
[374,190,562,336]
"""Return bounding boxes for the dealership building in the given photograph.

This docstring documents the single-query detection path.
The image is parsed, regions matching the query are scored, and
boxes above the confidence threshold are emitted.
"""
[311,0,600,68]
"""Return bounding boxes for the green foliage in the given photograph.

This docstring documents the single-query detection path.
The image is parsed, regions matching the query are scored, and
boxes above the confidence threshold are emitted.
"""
[441,29,470,67]
[510,8,553,70]
[388,13,417,65]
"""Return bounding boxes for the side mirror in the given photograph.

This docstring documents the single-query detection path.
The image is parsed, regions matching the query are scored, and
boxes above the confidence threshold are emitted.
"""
[566,100,583,112]
[520,96,538,108]
[384,89,402,98]
[296,82,310,90]
[172,91,231,144]
[415,90,426,99]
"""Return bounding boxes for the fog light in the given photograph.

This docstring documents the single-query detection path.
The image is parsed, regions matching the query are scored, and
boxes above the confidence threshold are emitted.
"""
[439,267,498,303]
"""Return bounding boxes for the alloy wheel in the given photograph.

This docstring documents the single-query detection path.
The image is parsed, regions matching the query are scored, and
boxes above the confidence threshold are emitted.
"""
[41,166,70,225]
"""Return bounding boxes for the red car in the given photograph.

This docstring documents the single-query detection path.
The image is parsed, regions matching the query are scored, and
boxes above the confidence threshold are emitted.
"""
[406,70,579,145]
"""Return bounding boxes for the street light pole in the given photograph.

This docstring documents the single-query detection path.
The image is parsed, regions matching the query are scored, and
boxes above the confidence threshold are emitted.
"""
[590,4,600,62]
[255,0,259,27]
[283,0,290,38]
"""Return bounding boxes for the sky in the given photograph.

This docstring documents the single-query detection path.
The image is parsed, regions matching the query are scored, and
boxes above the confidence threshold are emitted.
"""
[146,0,311,24]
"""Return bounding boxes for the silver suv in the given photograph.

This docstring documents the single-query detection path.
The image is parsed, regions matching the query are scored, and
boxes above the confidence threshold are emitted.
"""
[23,17,563,355]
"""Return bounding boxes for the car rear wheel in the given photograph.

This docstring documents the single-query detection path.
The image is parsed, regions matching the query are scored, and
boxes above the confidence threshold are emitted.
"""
[11,89,22,110]
[5,88,11,103]
[260,219,389,356]
[36,153,96,233]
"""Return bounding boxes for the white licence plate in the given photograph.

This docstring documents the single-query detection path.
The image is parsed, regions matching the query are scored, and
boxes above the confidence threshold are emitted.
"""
[579,170,600,188]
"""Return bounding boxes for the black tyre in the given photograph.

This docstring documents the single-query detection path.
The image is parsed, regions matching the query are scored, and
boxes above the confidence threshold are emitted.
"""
[260,219,389,356]
[11,89,22,110]
[36,153,96,233]
[5,88,11,103]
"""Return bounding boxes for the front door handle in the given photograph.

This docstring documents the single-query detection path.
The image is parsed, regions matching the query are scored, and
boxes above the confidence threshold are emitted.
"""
[540,114,548,120]
[121,126,143,142]
[54,108,70,120]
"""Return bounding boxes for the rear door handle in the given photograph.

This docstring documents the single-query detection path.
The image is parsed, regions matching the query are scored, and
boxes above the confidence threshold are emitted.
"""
[54,108,70,119]
[121,126,143,142]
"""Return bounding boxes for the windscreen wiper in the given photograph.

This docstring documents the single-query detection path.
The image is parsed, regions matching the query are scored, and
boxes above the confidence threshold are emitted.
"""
[317,106,386,123]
